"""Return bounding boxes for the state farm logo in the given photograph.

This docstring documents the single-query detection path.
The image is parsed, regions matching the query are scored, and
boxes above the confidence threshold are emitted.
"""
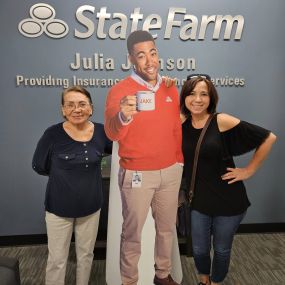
[18,3,69,38]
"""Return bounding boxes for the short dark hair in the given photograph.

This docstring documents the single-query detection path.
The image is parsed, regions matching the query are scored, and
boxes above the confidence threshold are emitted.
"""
[180,76,219,117]
[61,85,93,106]
[127,30,155,54]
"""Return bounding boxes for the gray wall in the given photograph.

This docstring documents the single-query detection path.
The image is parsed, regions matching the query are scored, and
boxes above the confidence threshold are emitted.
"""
[0,0,284,236]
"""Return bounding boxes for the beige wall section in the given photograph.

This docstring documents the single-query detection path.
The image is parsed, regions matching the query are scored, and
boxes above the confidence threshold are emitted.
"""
[105,142,182,285]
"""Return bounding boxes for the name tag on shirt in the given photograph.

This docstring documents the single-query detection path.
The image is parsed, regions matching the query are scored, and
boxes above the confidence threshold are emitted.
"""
[132,172,142,188]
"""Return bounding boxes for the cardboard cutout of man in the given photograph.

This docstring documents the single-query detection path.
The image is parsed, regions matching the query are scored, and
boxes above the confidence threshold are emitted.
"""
[104,30,183,285]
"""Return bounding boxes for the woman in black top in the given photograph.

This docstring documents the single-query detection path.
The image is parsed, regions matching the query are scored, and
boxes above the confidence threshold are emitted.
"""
[180,75,276,285]
[32,86,112,285]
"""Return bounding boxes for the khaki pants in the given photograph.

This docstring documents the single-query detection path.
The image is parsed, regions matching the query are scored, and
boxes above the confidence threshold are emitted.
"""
[119,163,183,285]
[45,210,100,285]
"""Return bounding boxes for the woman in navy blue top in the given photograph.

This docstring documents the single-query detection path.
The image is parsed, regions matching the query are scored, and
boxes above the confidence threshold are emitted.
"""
[180,75,276,285]
[32,86,112,285]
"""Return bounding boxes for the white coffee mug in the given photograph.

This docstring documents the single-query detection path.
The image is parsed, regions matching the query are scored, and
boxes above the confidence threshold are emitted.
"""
[136,91,155,111]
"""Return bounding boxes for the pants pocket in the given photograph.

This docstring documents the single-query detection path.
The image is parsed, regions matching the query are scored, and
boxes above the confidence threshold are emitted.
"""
[118,167,126,189]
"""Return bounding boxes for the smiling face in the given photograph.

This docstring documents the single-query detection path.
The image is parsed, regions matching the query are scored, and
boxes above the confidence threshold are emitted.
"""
[128,40,159,86]
[61,91,93,126]
[185,81,210,116]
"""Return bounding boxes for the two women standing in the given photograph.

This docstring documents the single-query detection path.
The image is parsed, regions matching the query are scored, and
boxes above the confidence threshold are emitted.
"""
[32,76,276,285]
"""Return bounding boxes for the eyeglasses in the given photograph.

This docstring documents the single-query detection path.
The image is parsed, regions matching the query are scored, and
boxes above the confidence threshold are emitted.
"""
[187,74,211,81]
[63,102,91,111]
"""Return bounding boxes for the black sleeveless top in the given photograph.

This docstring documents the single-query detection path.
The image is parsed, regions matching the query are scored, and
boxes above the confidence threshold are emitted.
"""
[182,114,270,216]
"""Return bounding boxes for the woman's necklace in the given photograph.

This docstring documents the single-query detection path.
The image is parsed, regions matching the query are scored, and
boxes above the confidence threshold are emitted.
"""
[64,121,94,141]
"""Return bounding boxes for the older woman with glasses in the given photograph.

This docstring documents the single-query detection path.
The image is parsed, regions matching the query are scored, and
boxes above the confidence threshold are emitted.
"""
[32,86,112,285]
[180,74,276,285]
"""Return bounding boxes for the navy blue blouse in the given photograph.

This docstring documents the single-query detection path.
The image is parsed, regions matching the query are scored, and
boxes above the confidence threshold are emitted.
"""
[32,122,112,218]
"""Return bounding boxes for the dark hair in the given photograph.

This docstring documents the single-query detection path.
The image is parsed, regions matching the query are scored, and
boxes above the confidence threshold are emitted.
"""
[180,76,218,117]
[127,30,155,54]
[61,85,93,106]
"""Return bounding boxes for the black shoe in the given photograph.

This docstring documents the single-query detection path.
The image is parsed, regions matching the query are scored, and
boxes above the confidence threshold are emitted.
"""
[153,274,180,285]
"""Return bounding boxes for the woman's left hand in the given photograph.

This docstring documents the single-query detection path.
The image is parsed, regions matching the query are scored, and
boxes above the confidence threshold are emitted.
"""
[221,167,254,184]
[162,76,177,88]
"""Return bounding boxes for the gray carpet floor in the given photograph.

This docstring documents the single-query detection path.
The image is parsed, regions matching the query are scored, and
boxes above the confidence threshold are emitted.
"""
[0,233,284,285]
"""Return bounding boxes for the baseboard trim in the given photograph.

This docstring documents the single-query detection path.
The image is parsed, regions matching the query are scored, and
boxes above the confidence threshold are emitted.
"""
[0,234,107,247]
[237,223,285,233]
[0,223,284,247]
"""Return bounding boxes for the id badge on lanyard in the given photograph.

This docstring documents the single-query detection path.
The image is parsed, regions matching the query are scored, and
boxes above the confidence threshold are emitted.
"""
[132,171,142,188]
